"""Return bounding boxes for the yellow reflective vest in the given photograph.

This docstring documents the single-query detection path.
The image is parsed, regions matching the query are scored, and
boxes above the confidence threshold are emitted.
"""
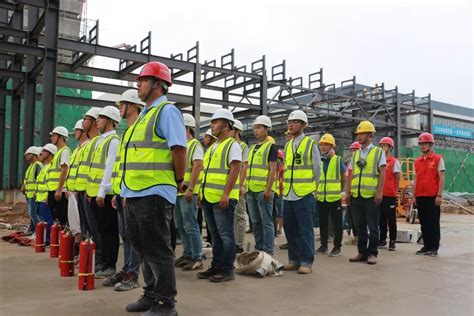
[247,141,276,193]
[317,155,342,202]
[36,163,51,202]
[178,138,203,196]
[24,161,42,199]
[112,127,135,195]
[66,143,88,192]
[350,146,383,198]
[74,137,99,192]
[46,146,71,191]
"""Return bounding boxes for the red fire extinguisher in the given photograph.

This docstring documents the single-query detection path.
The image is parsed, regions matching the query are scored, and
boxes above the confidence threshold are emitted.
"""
[78,238,96,290]
[50,222,61,258]
[35,221,46,253]
[58,228,66,268]
[59,230,75,277]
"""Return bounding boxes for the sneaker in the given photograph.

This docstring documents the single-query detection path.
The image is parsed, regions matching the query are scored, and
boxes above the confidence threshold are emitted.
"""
[143,301,177,316]
[297,266,312,274]
[329,247,341,257]
[94,262,106,273]
[103,271,124,286]
[388,240,396,251]
[378,240,387,249]
[416,247,430,255]
[197,266,218,279]
[425,250,438,257]
[175,256,190,268]
[125,294,155,312]
[283,263,300,271]
[279,243,288,250]
[24,230,34,236]
[367,255,377,265]
[316,245,328,254]
[209,270,235,283]
[115,273,140,291]
[95,267,116,279]
[349,253,367,262]
[182,260,203,271]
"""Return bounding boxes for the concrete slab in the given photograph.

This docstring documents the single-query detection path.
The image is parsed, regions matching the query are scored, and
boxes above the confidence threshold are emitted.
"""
[1,214,473,316]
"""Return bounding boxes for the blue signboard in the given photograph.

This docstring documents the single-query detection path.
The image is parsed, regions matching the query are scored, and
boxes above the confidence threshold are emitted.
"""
[433,125,473,139]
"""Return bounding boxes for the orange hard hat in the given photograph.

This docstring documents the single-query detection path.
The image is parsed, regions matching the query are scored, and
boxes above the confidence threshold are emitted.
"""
[418,132,435,144]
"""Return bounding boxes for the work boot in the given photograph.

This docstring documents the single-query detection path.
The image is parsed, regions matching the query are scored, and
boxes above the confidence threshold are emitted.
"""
[349,253,367,262]
[125,294,155,312]
[197,266,218,279]
[316,245,328,254]
[416,247,430,255]
[95,267,116,279]
[388,240,396,251]
[279,243,288,250]
[182,260,203,271]
[367,255,377,265]
[282,263,300,271]
[329,247,341,257]
[209,270,235,283]
[297,266,312,274]
[174,256,190,268]
[103,271,124,286]
[115,272,140,291]
[142,301,177,316]
[378,240,387,249]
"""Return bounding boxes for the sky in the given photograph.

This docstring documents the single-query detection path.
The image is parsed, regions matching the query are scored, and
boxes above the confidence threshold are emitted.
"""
[87,0,473,108]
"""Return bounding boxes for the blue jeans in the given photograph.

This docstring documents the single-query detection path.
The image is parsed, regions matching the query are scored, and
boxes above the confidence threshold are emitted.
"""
[274,195,283,219]
[116,197,140,275]
[351,196,380,257]
[27,198,39,228]
[247,191,275,254]
[203,198,237,272]
[283,195,315,267]
[173,195,202,261]
[38,202,53,244]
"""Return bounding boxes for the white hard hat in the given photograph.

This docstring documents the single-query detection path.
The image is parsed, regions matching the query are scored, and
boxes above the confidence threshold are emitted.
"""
[253,115,272,129]
[99,106,121,124]
[205,128,217,139]
[116,89,145,107]
[73,119,84,131]
[288,110,308,124]
[233,119,243,131]
[84,107,101,119]
[211,108,234,124]
[183,113,196,129]
[24,146,41,156]
[49,126,69,138]
[42,143,57,155]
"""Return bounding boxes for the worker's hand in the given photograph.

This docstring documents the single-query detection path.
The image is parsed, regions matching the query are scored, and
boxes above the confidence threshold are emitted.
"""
[263,188,272,201]
[219,193,230,210]
[111,195,117,209]
[184,189,193,203]
[178,182,186,194]
[374,191,383,206]
[239,186,246,198]
[435,196,443,206]
[54,189,62,202]
[96,196,105,208]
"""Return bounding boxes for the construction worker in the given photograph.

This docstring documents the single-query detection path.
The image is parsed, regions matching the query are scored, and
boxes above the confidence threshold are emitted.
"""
[174,113,204,271]
[279,129,293,250]
[200,128,217,244]
[316,133,346,257]
[246,115,277,255]
[274,149,285,236]
[344,141,361,246]
[22,146,42,235]
[231,119,249,253]
[75,107,102,268]
[47,126,71,226]
[35,144,57,245]
[347,121,386,265]
[378,137,401,251]
[198,108,241,283]
[282,110,321,274]
[105,89,143,291]
[414,132,445,257]
[86,106,120,278]
[122,61,186,316]
[203,128,216,147]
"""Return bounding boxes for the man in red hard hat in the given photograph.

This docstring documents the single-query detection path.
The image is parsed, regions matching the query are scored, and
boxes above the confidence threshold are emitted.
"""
[378,137,401,251]
[414,132,445,257]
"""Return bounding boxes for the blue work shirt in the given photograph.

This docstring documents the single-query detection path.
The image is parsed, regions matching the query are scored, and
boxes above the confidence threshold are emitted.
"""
[120,95,187,204]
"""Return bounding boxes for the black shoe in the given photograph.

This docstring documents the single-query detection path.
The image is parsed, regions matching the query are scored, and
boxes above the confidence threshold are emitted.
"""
[174,256,190,268]
[143,301,177,316]
[316,245,328,254]
[388,240,396,251]
[197,266,218,279]
[329,247,341,257]
[103,271,124,287]
[425,250,438,257]
[209,270,235,283]
[125,294,155,312]
[94,262,106,273]
[279,243,288,250]
[378,240,387,249]
[416,247,430,255]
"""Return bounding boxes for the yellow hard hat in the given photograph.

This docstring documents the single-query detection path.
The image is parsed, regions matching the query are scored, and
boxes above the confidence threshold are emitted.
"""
[318,133,336,146]
[267,136,275,144]
[355,120,376,134]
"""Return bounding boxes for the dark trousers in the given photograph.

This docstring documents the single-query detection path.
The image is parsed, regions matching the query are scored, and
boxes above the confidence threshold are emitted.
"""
[351,196,380,257]
[347,206,357,237]
[47,191,68,226]
[379,196,397,242]
[197,207,212,244]
[91,196,119,269]
[318,200,343,248]
[416,196,441,251]
[125,195,176,306]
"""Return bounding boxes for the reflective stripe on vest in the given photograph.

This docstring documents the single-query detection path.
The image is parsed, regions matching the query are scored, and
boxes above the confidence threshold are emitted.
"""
[66,144,88,191]
[283,136,317,197]
[178,138,203,196]
[74,137,99,192]
[36,163,51,202]
[86,134,119,197]
[317,155,342,202]
[112,127,135,195]
[46,146,71,191]
[201,138,239,203]
[123,101,175,191]
[350,146,382,198]
[247,141,276,193]
[24,161,42,199]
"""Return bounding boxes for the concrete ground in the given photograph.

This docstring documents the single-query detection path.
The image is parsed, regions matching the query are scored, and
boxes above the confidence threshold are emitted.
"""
[1,214,473,316]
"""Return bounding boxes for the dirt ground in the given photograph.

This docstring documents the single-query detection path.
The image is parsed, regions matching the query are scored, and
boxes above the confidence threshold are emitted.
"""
[0,212,473,316]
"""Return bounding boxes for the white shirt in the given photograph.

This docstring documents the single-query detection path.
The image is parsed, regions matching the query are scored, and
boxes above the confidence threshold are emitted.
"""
[192,142,204,161]
[393,159,401,173]
[241,144,249,163]
[211,140,242,165]
[96,130,119,198]
[58,146,70,192]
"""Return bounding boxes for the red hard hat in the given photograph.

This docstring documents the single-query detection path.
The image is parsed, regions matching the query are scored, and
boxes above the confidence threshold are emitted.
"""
[277,149,284,159]
[350,142,361,150]
[379,137,395,148]
[137,61,172,86]
[418,132,435,144]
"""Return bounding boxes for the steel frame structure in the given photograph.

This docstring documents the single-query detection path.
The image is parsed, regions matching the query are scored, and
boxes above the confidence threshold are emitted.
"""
[0,0,432,189]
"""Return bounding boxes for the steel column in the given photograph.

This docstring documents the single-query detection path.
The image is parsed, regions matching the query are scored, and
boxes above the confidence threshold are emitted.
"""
[193,62,201,133]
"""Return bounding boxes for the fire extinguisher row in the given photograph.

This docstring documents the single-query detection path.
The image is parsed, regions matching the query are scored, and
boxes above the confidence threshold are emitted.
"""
[34,220,96,291]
